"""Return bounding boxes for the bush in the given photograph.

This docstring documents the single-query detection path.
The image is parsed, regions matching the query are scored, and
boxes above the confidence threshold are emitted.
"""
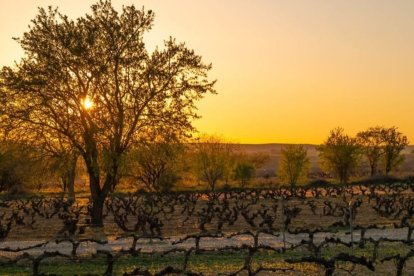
[0,146,26,192]
[404,176,414,184]
[351,175,402,186]
[234,162,255,188]
[0,142,48,193]
[155,170,180,192]
[307,179,333,187]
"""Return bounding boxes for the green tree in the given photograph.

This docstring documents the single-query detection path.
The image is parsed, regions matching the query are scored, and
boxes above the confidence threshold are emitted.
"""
[318,128,361,184]
[48,148,79,202]
[0,141,50,193]
[234,162,255,188]
[192,135,235,191]
[247,152,270,169]
[356,126,385,177]
[279,144,309,187]
[0,123,78,199]
[126,142,182,192]
[0,1,215,226]
[382,127,408,175]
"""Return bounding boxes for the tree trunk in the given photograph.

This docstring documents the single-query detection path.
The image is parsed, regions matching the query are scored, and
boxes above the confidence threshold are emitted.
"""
[385,155,392,175]
[83,140,121,227]
[62,179,67,193]
[325,266,335,276]
[88,167,105,227]
[385,163,391,175]
[91,193,105,226]
[370,162,376,177]
[210,180,216,192]
[88,161,119,227]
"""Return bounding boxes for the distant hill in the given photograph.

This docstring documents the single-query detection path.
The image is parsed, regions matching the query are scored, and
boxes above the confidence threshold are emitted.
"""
[237,144,414,177]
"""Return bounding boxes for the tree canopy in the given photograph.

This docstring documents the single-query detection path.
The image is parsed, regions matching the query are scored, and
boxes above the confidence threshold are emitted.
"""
[318,128,361,184]
[357,126,408,176]
[279,144,309,187]
[0,0,215,225]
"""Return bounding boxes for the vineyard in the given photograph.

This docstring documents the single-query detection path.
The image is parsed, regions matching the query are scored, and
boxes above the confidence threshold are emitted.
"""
[2,181,414,275]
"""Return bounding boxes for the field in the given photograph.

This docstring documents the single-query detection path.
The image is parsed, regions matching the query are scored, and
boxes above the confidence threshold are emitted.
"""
[2,181,414,275]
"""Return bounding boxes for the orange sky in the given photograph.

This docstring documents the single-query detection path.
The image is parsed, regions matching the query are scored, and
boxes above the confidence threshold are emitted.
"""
[1,0,414,144]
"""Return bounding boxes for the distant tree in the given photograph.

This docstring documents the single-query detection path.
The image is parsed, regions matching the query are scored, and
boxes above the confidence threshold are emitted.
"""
[127,142,182,192]
[1,122,79,200]
[35,129,79,202]
[0,142,50,193]
[318,128,361,184]
[0,117,79,197]
[234,162,255,188]
[382,127,408,175]
[0,1,215,226]
[247,152,271,169]
[193,135,235,191]
[49,149,79,202]
[356,126,385,177]
[248,152,270,180]
[279,144,309,187]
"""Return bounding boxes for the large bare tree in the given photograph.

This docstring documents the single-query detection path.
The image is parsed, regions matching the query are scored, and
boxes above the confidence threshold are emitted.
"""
[0,1,215,226]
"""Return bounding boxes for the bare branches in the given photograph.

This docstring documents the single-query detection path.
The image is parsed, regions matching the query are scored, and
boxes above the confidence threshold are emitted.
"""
[0,0,215,226]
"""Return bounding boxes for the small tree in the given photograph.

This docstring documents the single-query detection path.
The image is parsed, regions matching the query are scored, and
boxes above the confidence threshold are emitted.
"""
[318,128,361,184]
[49,150,79,202]
[382,127,408,175]
[279,144,309,187]
[356,126,385,177]
[1,120,80,201]
[192,135,235,191]
[248,152,271,169]
[234,162,255,188]
[0,142,50,193]
[127,142,182,192]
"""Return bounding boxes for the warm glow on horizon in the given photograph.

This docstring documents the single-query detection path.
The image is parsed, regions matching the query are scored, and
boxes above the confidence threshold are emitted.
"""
[1,0,414,144]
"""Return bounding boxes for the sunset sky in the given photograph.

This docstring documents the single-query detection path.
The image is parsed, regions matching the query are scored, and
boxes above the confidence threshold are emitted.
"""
[1,0,414,144]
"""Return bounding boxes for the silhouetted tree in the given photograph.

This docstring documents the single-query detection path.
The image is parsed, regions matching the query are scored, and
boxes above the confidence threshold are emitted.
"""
[318,128,361,184]
[0,1,215,226]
